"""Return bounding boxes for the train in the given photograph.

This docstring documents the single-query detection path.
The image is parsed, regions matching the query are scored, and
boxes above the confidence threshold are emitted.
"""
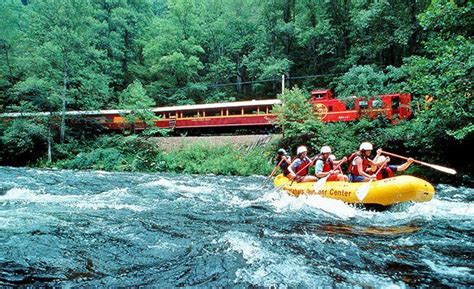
[0,89,411,132]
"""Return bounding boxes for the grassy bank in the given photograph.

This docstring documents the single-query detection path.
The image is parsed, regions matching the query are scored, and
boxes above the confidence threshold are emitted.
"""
[37,135,275,177]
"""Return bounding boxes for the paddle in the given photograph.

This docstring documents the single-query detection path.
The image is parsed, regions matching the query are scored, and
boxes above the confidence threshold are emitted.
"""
[274,154,319,192]
[313,158,347,193]
[381,150,457,175]
[261,159,284,187]
[356,159,388,201]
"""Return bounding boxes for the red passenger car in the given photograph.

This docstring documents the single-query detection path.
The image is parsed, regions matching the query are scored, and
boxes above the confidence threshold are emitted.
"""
[150,99,279,129]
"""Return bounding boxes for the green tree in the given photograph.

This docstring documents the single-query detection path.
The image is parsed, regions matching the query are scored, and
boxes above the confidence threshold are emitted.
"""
[119,80,161,135]
[0,118,48,165]
[272,87,323,151]
[334,65,406,98]
[0,1,26,111]
[16,0,111,143]
[142,0,205,105]
[347,0,424,67]
[93,0,153,93]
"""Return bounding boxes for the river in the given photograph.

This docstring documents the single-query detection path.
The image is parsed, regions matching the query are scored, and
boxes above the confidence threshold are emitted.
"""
[0,167,472,287]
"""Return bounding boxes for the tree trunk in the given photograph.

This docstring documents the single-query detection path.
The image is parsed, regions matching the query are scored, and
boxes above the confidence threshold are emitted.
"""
[3,44,14,82]
[236,55,242,92]
[47,122,52,163]
[60,57,68,143]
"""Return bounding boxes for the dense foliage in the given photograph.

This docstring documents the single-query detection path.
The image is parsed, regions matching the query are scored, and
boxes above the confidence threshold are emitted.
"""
[49,135,274,176]
[0,0,472,183]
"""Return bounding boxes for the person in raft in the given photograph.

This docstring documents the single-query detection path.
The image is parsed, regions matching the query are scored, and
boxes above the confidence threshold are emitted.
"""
[315,146,349,182]
[275,148,292,177]
[369,149,414,180]
[288,146,318,183]
[347,142,378,182]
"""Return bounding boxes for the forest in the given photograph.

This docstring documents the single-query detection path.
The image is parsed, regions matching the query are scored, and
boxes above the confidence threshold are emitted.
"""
[0,0,472,183]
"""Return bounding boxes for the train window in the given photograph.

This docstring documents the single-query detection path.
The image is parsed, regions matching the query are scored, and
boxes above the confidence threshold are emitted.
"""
[359,100,369,109]
[96,116,107,123]
[392,97,400,109]
[328,106,333,112]
[228,108,241,115]
[344,99,355,110]
[372,99,383,108]
[205,109,222,117]
[314,94,323,99]
[244,107,258,114]
[182,111,195,118]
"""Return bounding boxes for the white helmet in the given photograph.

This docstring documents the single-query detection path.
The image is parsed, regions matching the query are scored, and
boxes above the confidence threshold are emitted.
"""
[296,146,308,155]
[359,142,373,151]
[320,146,332,154]
[328,154,336,160]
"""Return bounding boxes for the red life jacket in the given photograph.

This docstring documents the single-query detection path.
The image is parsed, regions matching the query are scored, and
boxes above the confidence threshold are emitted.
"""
[295,157,311,176]
[348,152,368,176]
[376,166,394,180]
[319,157,334,172]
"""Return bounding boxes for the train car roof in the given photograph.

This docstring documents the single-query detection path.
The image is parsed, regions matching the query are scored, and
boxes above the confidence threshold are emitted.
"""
[0,99,282,117]
[151,99,281,113]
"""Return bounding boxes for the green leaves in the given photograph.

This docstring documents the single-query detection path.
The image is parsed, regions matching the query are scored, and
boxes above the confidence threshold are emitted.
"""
[119,80,159,134]
[334,65,407,98]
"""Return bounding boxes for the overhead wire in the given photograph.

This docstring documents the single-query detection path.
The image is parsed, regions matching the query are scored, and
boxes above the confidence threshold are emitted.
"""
[158,72,344,92]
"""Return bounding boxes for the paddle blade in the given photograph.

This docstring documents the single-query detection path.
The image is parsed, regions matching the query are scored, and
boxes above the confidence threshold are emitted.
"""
[424,163,457,175]
[313,176,327,193]
[356,182,371,201]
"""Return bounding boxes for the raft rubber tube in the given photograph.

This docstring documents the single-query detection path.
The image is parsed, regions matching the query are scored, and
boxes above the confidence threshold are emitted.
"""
[274,174,435,206]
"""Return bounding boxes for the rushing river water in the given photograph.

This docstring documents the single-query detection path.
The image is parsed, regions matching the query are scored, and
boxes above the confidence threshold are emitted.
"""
[0,167,473,287]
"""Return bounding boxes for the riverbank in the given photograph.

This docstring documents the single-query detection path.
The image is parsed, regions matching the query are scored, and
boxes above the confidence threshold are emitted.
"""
[150,134,281,152]
[28,133,468,187]
[38,135,278,176]
[0,125,470,186]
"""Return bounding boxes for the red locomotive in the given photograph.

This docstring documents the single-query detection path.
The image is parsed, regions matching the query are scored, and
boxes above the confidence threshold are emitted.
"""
[0,89,411,131]
[309,89,411,122]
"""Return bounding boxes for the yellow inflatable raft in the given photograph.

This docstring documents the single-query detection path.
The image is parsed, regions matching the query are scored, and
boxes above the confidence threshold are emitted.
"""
[274,174,435,206]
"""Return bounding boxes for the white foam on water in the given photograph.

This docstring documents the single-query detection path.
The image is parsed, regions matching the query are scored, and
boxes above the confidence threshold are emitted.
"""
[423,259,473,279]
[259,190,358,220]
[1,187,147,212]
[93,170,113,175]
[346,272,407,288]
[227,189,358,220]
[219,231,325,287]
[268,230,357,247]
[1,187,78,203]
[356,198,474,224]
[140,178,213,194]
[140,178,177,188]
[27,169,62,177]
[72,188,147,212]
[74,202,146,212]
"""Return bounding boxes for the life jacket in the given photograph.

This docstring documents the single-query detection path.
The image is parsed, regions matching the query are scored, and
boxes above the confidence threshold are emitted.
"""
[294,156,311,176]
[376,166,394,180]
[279,160,290,176]
[348,152,369,176]
[317,157,334,172]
